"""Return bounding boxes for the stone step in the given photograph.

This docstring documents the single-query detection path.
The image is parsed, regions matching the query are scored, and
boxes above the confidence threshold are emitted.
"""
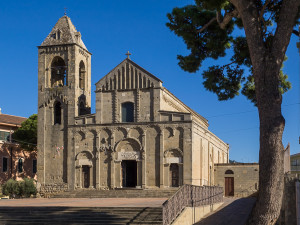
[50,189,177,198]
[0,207,163,225]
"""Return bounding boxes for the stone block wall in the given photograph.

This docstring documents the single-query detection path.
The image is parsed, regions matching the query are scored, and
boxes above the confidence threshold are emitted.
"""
[277,174,298,225]
[214,163,259,197]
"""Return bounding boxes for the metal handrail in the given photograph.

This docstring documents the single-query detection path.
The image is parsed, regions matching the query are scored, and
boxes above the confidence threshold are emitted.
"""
[162,185,223,225]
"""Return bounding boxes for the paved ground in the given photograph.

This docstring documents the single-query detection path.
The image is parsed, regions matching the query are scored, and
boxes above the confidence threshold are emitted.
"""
[0,198,167,207]
[194,197,256,225]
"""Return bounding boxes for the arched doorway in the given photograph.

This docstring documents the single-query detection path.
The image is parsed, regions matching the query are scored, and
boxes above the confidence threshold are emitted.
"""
[75,151,93,189]
[164,149,183,187]
[115,138,142,188]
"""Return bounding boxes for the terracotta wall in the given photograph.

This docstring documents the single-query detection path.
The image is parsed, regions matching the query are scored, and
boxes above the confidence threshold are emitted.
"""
[0,143,37,184]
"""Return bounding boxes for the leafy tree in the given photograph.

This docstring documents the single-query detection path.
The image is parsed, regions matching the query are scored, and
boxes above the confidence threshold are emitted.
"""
[12,114,37,151]
[167,0,300,224]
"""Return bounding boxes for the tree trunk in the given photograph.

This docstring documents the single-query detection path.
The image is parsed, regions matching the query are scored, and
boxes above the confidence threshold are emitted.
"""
[248,60,285,225]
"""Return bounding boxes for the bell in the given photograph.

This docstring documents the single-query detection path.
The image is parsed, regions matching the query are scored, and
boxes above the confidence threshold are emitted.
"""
[56,69,60,75]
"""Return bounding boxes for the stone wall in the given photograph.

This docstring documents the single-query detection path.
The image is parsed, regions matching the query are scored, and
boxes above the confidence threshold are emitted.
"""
[214,163,259,197]
[277,174,299,225]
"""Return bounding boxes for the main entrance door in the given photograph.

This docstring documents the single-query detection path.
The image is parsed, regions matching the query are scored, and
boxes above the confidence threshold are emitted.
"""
[225,177,234,196]
[121,160,137,187]
[170,164,179,187]
[82,165,90,188]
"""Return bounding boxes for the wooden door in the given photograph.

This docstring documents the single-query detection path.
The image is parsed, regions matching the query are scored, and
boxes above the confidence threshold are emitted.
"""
[225,177,234,196]
[82,166,90,188]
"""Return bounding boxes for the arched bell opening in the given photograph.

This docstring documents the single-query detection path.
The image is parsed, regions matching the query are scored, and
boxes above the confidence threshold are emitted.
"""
[51,56,67,87]
[79,61,86,90]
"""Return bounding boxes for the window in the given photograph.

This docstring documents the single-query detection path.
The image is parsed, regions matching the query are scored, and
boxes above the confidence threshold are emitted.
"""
[33,159,37,174]
[291,159,299,166]
[79,61,85,89]
[225,170,234,174]
[18,158,23,173]
[0,131,10,141]
[54,101,62,125]
[3,157,8,172]
[122,102,134,122]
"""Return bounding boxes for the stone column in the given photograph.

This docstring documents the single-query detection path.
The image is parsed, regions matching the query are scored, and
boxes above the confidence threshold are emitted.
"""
[179,163,183,186]
[110,129,115,188]
[114,161,121,188]
[89,165,93,188]
[95,151,100,189]
[79,165,82,188]
[136,160,142,188]
[159,130,164,188]
[141,132,146,188]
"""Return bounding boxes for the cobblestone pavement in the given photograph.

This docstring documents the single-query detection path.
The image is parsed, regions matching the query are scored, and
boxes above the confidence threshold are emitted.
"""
[0,198,167,207]
[194,197,256,225]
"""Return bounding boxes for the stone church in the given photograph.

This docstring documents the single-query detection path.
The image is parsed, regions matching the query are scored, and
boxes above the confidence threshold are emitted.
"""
[37,16,229,191]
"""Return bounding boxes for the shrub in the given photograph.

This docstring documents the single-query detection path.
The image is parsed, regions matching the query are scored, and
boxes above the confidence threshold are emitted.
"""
[19,178,37,197]
[2,179,21,198]
[2,178,37,198]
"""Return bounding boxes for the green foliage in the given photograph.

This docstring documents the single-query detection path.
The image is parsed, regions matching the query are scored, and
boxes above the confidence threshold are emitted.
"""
[166,0,297,104]
[12,114,37,151]
[2,178,37,198]
[19,178,37,198]
[2,179,21,198]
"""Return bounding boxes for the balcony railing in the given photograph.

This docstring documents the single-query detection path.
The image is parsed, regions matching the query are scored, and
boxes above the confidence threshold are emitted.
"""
[291,165,300,171]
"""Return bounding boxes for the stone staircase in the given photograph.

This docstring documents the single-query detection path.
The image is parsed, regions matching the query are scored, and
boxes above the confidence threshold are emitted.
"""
[50,188,177,198]
[0,207,163,224]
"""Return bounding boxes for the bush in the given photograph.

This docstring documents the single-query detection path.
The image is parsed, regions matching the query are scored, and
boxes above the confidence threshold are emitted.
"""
[2,179,21,198]
[2,178,37,198]
[19,178,37,197]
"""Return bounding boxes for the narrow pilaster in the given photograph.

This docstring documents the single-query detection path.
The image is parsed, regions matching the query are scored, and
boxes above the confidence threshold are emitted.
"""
[142,132,146,188]
[159,129,164,188]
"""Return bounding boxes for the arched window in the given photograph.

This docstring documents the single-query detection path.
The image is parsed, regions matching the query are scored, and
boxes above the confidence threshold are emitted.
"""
[122,102,134,122]
[18,158,23,173]
[51,57,67,87]
[79,61,85,89]
[225,170,234,174]
[54,101,62,125]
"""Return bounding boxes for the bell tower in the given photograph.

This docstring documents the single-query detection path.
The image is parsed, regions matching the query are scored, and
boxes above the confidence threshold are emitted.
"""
[37,15,92,187]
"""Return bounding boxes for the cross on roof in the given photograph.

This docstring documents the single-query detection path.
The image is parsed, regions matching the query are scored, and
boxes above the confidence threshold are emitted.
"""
[125,51,132,59]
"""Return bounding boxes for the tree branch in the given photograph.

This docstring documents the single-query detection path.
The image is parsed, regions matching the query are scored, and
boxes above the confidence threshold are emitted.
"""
[272,0,300,68]
[197,17,217,33]
[259,0,271,21]
[217,9,239,29]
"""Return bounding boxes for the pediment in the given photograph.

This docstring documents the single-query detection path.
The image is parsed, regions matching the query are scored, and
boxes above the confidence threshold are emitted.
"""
[96,59,162,91]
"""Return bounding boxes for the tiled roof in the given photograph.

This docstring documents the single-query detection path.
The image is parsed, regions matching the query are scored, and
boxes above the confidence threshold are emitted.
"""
[0,114,27,126]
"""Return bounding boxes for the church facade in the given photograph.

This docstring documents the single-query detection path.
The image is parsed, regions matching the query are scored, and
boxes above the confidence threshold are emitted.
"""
[37,16,229,191]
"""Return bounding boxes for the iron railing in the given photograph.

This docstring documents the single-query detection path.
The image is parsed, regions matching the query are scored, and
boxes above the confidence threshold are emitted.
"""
[162,185,223,225]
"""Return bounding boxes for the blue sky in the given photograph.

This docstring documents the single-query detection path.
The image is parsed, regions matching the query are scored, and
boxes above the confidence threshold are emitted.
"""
[1,0,299,162]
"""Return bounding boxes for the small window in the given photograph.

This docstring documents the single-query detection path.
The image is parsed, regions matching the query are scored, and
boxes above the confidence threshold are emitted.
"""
[18,158,23,173]
[33,159,37,174]
[225,170,234,174]
[54,101,62,125]
[3,157,8,172]
[79,61,85,89]
[57,30,61,40]
[122,102,134,122]
[0,131,10,141]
